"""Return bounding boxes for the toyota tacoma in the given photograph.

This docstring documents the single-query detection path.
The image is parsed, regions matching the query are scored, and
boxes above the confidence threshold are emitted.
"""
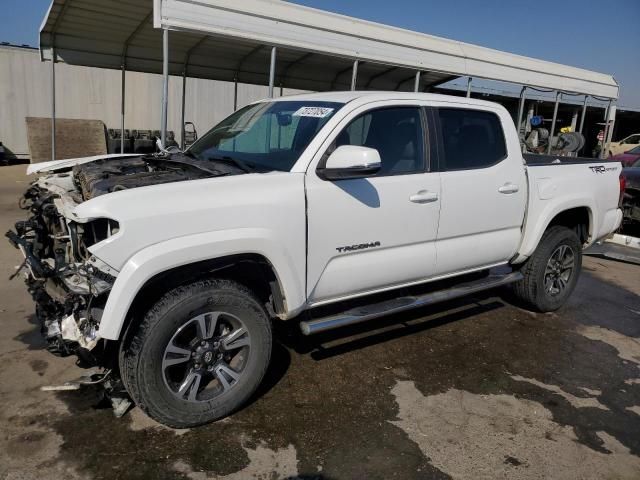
[7,92,624,427]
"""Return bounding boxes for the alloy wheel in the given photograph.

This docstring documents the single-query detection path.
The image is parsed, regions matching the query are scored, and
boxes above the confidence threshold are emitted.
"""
[161,312,251,402]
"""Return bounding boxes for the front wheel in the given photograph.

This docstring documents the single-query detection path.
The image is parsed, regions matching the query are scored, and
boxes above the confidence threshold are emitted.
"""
[511,226,582,312]
[120,279,272,428]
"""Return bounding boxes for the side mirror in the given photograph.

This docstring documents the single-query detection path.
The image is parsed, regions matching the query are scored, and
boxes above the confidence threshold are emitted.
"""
[319,145,381,181]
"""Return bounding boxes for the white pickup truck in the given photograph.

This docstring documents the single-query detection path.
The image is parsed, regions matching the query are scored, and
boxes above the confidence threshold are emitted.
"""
[7,92,624,427]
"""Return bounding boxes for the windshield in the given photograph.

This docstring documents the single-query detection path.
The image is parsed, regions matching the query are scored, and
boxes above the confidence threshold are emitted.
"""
[628,145,640,155]
[188,101,344,172]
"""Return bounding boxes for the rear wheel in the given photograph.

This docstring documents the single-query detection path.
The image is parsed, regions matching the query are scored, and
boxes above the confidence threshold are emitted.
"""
[511,226,582,312]
[120,279,272,428]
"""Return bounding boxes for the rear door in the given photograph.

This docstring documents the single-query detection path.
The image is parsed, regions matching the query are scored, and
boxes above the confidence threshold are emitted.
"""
[432,105,527,275]
[305,102,441,305]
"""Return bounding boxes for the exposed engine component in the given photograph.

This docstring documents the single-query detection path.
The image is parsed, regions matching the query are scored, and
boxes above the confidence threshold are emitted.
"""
[72,154,219,200]
[5,153,233,365]
[6,179,116,362]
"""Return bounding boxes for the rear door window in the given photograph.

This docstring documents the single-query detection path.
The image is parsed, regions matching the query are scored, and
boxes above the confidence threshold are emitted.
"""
[437,108,507,170]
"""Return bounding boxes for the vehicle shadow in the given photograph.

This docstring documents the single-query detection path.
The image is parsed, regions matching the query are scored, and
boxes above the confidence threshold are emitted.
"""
[13,313,47,350]
[275,289,507,361]
[244,339,291,408]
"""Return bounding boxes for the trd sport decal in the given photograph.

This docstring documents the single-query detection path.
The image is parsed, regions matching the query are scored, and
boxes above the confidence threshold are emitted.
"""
[589,165,618,173]
[336,241,381,253]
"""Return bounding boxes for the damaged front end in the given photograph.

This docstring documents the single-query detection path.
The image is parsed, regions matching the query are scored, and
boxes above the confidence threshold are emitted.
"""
[7,153,229,412]
[6,173,118,367]
[7,153,220,364]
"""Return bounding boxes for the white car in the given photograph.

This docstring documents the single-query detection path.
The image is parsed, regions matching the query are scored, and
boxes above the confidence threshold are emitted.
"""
[8,91,624,427]
[609,133,640,157]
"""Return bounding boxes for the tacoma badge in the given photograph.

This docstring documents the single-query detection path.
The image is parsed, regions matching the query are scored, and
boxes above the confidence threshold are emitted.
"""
[336,241,381,253]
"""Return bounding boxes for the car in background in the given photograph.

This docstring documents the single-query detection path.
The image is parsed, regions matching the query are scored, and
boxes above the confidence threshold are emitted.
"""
[609,133,640,157]
[611,144,640,167]
[621,158,640,228]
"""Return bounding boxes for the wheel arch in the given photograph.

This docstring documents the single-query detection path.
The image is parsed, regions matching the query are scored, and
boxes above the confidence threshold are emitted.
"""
[545,206,592,245]
[97,229,304,341]
[105,253,287,345]
[514,202,594,264]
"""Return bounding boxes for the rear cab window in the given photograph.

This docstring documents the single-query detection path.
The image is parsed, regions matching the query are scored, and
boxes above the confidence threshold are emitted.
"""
[437,108,507,171]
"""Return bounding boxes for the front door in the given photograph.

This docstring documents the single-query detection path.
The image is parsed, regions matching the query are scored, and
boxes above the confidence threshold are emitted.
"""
[305,104,441,305]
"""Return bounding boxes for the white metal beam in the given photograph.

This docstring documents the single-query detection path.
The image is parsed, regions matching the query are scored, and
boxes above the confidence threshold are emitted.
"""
[161,28,169,148]
[157,0,619,98]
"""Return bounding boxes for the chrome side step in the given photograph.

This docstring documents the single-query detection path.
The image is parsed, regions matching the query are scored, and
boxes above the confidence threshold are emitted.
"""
[299,271,523,336]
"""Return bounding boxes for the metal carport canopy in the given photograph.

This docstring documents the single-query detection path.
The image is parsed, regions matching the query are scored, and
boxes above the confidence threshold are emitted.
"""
[40,0,619,99]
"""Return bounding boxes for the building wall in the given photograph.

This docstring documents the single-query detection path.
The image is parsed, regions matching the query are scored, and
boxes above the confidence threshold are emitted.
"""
[0,45,303,159]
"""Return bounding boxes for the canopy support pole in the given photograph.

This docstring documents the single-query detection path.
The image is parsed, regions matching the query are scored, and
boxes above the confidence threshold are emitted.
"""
[414,71,421,92]
[570,109,578,132]
[268,47,277,98]
[119,10,153,153]
[601,99,614,159]
[578,96,588,134]
[161,28,169,148]
[51,47,56,161]
[181,68,187,150]
[351,60,359,91]
[547,91,561,155]
[516,86,527,148]
[604,101,617,158]
[466,77,472,98]
[233,77,238,111]
[120,64,126,153]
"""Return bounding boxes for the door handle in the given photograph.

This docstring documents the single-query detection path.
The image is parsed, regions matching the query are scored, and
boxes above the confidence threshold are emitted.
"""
[498,183,519,194]
[410,190,439,204]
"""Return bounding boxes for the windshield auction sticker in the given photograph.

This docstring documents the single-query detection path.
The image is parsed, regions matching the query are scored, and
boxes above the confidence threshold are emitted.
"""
[292,107,334,118]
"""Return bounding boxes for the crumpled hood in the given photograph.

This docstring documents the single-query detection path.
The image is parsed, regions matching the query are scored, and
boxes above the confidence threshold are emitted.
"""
[31,152,239,201]
[27,153,141,175]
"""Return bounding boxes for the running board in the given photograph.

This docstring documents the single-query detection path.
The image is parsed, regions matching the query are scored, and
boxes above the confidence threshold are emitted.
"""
[299,270,523,336]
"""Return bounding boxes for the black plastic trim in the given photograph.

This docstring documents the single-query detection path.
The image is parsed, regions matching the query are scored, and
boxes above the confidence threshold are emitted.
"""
[317,163,381,181]
[524,153,621,166]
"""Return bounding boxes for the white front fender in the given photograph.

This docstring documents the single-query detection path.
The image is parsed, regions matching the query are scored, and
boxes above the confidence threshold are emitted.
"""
[97,228,305,340]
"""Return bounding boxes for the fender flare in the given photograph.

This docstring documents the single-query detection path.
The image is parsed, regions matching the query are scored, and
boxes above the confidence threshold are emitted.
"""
[97,228,305,340]
[513,197,595,263]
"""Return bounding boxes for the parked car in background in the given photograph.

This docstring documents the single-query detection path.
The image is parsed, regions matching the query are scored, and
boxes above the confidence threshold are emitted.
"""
[609,133,640,157]
[621,157,640,227]
[611,144,640,167]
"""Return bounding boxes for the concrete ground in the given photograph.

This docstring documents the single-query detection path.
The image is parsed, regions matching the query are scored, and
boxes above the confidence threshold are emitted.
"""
[1,164,639,480]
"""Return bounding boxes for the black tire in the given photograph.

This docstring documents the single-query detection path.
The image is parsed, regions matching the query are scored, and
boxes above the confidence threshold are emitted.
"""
[119,279,272,428]
[511,226,582,312]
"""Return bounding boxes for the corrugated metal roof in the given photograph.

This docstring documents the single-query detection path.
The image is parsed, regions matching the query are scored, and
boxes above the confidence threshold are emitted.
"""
[39,0,619,98]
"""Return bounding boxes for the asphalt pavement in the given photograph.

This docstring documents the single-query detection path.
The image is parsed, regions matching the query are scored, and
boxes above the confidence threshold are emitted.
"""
[1,164,639,480]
